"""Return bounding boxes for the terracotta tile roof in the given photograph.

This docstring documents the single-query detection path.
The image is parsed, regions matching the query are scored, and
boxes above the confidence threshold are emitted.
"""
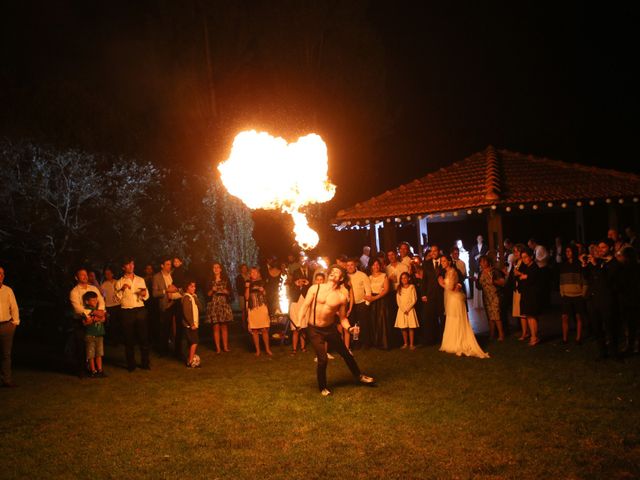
[335,146,640,223]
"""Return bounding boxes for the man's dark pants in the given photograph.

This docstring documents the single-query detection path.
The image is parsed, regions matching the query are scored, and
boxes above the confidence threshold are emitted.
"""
[307,325,361,391]
[121,307,150,369]
[0,321,16,384]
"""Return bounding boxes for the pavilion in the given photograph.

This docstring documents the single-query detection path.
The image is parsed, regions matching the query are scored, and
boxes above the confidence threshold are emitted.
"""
[333,146,640,257]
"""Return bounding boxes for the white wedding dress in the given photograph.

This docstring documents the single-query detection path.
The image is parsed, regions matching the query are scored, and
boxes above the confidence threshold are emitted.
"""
[440,269,489,358]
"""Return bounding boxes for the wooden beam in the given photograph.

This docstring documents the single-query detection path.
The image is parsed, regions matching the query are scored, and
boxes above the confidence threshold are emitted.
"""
[381,222,397,252]
[487,210,504,265]
[368,224,377,256]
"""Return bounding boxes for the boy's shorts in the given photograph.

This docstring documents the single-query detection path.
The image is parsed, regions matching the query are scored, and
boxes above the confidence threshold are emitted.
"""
[184,328,199,346]
[85,335,104,360]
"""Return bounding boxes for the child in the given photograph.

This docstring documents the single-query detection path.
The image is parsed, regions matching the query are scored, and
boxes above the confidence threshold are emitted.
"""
[182,280,202,368]
[395,272,419,350]
[82,291,107,377]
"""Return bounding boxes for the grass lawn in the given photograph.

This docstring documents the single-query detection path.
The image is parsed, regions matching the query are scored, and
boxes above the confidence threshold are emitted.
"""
[2,328,639,479]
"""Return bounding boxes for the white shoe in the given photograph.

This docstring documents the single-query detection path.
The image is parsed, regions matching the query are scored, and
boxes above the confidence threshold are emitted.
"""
[314,356,318,363]
[327,353,335,360]
[320,388,332,396]
[359,374,376,385]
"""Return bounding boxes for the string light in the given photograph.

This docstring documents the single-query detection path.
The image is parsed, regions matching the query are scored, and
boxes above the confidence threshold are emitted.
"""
[505,206,512,212]
[561,202,567,208]
[518,204,525,210]
[467,209,473,215]
[589,200,595,206]
[547,202,553,207]
[576,201,582,207]
[532,204,539,210]
[477,208,483,214]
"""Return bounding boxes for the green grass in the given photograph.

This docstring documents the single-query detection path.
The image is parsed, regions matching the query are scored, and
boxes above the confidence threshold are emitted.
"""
[2,331,639,479]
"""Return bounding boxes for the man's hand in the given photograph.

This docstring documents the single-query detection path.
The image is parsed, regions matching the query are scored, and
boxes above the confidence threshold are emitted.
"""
[121,283,131,290]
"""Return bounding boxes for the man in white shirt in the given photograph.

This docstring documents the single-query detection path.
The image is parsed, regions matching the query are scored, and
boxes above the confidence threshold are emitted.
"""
[359,246,371,271]
[385,249,409,291]
[451,246,468,297]
[347,258,372,349]
[528,238,550,268]
[451,246,468,279]
[69,268,106,378]
[398,242,413,268]
[0,266,20,387]
[152,258,183,356]
[116,257,151,371]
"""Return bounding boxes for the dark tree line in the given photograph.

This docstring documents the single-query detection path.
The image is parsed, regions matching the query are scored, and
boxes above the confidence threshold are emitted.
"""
[0,139,257,314]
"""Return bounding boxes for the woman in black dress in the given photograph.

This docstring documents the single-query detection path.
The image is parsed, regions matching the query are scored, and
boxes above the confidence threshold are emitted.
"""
[517,249,544,346]
[364,258,391,349]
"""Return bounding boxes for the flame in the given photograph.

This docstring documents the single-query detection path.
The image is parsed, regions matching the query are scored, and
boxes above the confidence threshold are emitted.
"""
[218,130,336,250]
[278,273,289,315]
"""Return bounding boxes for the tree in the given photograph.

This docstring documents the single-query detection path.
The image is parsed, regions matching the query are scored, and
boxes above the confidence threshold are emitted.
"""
[0,140,164,300]
[202,176,258,286]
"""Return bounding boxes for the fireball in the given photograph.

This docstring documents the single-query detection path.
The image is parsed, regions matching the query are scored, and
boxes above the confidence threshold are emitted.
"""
[218,130,336,250]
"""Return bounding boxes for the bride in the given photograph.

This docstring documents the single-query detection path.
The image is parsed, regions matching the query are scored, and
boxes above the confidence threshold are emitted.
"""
[438,255,489,358]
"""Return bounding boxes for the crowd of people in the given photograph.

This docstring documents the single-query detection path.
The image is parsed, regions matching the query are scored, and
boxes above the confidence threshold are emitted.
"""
[0,225,638,392]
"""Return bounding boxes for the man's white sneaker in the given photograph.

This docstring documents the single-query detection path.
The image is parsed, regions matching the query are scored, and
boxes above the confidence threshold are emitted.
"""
[359,374,376,385]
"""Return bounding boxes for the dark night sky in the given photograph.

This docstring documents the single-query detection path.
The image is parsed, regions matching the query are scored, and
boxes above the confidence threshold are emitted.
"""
[1,1,636,255]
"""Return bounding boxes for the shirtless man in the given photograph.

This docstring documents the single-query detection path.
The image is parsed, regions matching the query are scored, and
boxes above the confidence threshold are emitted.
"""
[299,265,376,396]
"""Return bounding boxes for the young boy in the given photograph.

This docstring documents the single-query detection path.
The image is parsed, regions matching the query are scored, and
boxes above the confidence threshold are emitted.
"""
[82,291,107,377]
[182,280,202,368]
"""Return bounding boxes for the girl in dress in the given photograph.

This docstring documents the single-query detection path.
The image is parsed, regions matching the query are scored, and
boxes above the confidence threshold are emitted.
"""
[245,267,273,356]
[439,255,489,358]
[395,272,419,350]
[206,262,233,354]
